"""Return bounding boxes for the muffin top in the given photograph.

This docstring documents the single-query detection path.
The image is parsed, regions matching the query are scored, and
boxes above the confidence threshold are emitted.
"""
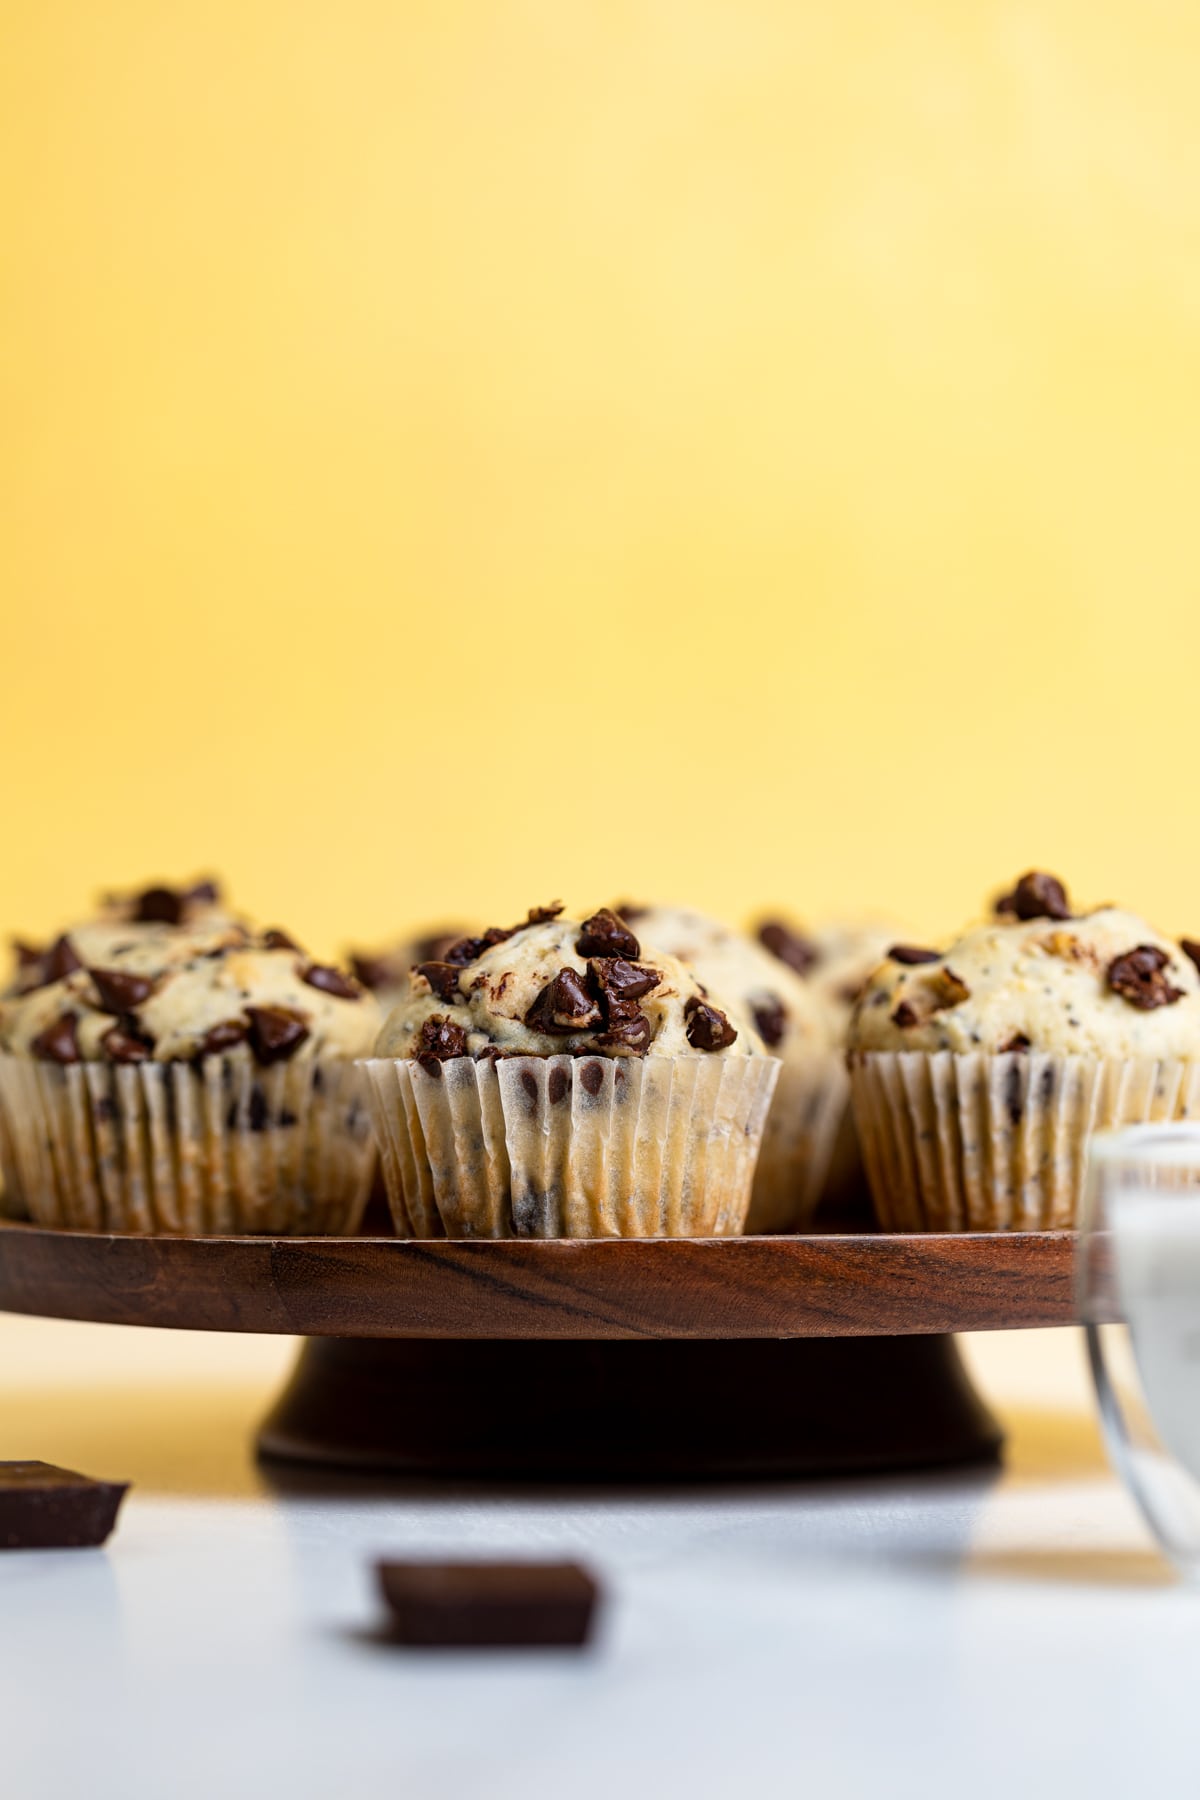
[619,904,832,1059]
[346,925,469,1004]
[755,915,901,1031]
[95,875,232,931]
[9,876,238,998]
[0,923,381,1065]
[848,871,1200,1059]
[375,905,765,1066]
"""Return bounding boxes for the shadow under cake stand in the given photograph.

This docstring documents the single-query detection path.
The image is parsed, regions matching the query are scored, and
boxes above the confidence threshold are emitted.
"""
[0,1221,1076,1478]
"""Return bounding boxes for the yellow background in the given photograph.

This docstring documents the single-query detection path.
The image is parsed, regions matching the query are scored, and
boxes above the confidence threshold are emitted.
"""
[4,1,1199,956]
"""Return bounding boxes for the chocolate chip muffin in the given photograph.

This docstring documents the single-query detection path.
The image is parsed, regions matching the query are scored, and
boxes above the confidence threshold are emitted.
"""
[756,914,906,1218]
[7,877,238,998]
[618,905,841,1232]
[0,924,381,1234]
[364,904,779,1237]
[346,925,471,1012]
[847,871,1200,1230]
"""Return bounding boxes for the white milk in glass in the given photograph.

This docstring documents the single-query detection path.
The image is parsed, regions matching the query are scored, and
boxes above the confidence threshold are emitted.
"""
[1112,1191,1200,1484]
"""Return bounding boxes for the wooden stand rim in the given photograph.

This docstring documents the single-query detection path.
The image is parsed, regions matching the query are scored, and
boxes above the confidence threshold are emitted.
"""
[0,1223,1076,1340]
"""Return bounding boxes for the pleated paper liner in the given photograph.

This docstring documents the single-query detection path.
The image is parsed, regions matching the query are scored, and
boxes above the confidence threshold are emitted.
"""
[362,1052,780,1238]
[0,1054,376,1235]
[850,1050,1200,1231]
[0,1103,27,1220]
[743,1051,849,1233]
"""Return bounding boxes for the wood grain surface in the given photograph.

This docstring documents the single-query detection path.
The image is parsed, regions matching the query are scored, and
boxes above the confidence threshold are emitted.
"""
[0,1224,1077,1340]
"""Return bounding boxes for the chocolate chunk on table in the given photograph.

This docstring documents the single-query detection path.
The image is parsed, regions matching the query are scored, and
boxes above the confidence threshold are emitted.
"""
[375,1559,599,1648]
[0,1462,129,1549]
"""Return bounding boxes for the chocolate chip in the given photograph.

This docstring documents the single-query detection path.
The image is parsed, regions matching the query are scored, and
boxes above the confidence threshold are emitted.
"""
[128,879,219,923]
[525,904,564,926]
[413,962,462,1003]
[888,945,941,966]
[684,996,738,1051]
[301,964,361,1001]
[580,1060,604,1095]
[133,886,186,925]
[757,921,818,977]
[575,910,640,961]
[548,1066,569,1105]
[996,872,1071,922]
[1107,946,1185,1011]
[588,958,661,1019]
[891,1001,919,1029]
[411,930,463,966]
[526,968,602,1035]
[349,952,400,991]
[751,996,787,1047]
[263,929,299,951]
[595,1011,653,1054]
[1000,1033,1032,1053]
[444,925,516,968]
[247,1086,270,1132]
[519,1069,538,1104]
[100,1021,155,1064]
[1005,1063,1025,1126]
[13,940,43,970]
[245,1005,310,1065]
[197,1020,249,1058]
[89,967,157,1015]
[1181,939,1200,977]
[31,1013,80,1063]
[43,935,82,985]
[413,1015,468,1075]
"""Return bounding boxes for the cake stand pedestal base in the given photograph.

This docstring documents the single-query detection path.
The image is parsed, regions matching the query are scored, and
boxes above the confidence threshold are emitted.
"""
[256,1334,1003,1479]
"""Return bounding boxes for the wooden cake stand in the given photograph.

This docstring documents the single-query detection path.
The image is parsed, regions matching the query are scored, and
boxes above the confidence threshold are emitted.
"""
[0,1222,1077,1480]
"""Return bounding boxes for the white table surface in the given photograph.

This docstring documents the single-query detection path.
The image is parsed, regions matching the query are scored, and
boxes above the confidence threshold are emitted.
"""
[1,1315,1195,1799]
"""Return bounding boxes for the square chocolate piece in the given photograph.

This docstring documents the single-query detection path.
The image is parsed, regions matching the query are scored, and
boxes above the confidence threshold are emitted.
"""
[376,1559,599,1648]
[0,1463,129,1549]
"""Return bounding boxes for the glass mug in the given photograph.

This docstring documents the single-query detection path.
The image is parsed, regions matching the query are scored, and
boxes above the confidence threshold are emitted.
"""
[1079,1122,1200,1572]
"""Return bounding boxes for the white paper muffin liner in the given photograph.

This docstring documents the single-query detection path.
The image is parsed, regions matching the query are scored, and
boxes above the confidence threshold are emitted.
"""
[850,1051,1200,1232]
[743,1052,848,1234]
[362,1053,780,1238]
[0,1053,376,1235]
[0,1104,26,1220]
[817,1101,866,1212]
